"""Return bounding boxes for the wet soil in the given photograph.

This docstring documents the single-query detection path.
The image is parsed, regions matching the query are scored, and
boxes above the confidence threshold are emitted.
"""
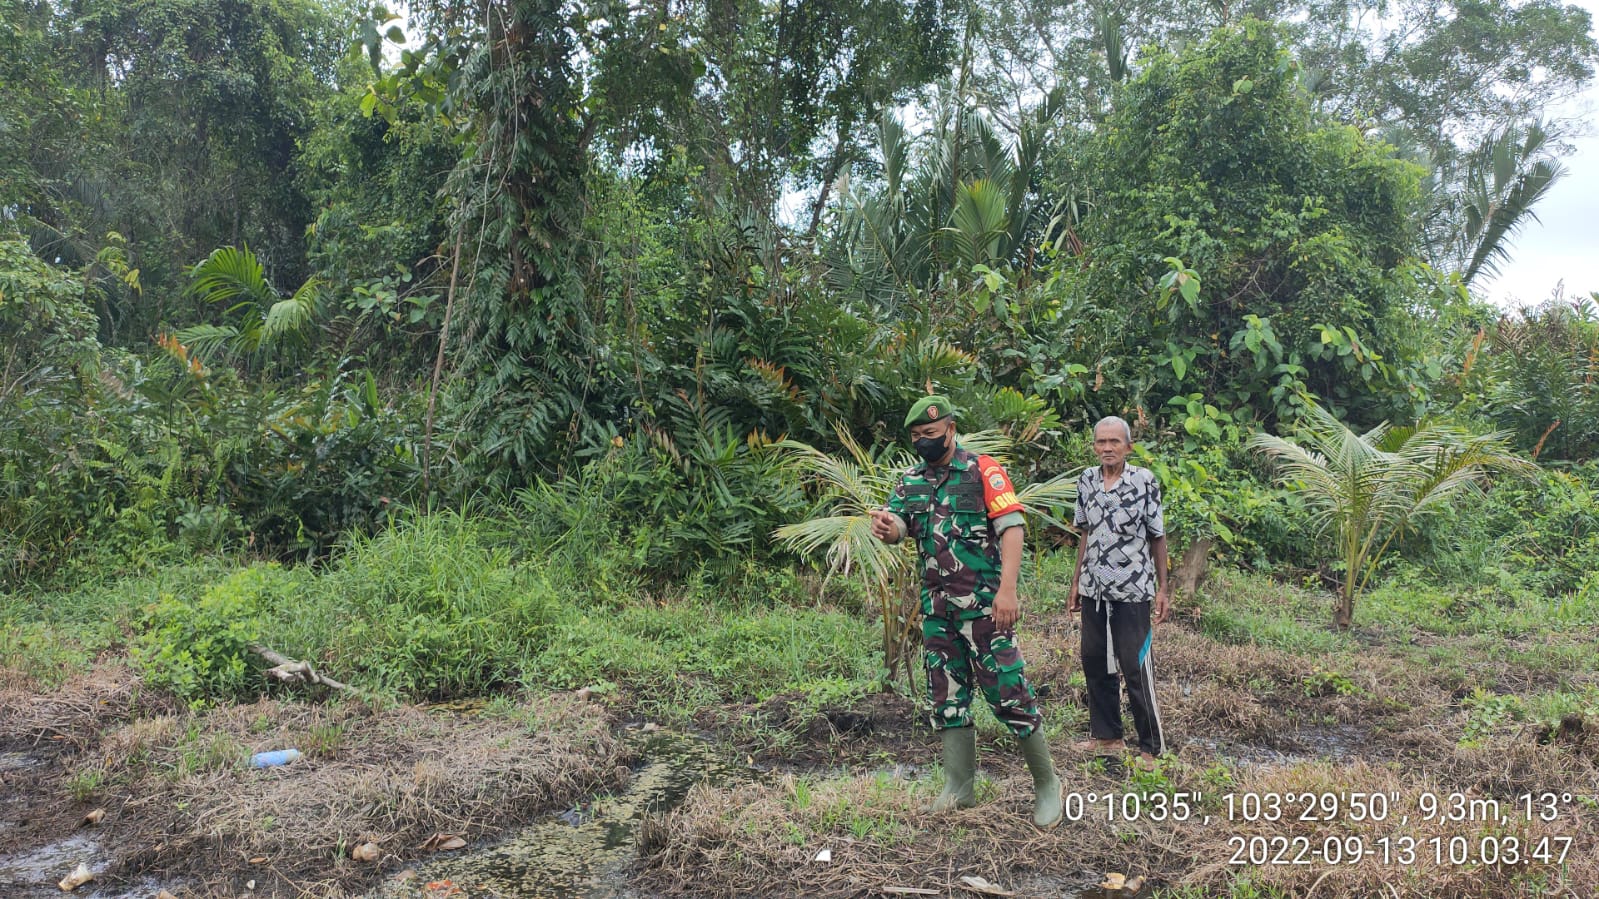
[0,749,169,899]
[7,605,1591,899]
[369,729,751,899]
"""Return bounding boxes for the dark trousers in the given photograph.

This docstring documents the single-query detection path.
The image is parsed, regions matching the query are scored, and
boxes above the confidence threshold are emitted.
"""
[1081,596,1165,755]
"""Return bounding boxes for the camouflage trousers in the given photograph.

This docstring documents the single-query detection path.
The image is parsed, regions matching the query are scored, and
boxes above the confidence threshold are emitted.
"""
[922,613,1042,738]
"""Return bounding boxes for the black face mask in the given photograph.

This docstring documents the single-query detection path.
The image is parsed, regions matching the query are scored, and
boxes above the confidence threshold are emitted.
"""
[913,430,950,463]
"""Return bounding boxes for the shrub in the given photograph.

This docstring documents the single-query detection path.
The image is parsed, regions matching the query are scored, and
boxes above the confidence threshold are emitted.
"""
[131,565,301,706]
[287,513,556,699]
[1470,299,1599,462]
[511,431,806,584]
[1408,461,1599,599]
[1133,430,1324,571]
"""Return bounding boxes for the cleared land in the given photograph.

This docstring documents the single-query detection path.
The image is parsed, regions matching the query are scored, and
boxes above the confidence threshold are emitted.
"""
[2,565,1596,898]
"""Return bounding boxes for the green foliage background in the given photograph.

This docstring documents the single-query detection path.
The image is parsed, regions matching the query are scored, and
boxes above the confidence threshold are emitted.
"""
[2,0,1598,672]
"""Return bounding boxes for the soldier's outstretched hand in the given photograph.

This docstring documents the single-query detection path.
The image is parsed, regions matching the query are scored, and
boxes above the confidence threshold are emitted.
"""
[869,509,899,542]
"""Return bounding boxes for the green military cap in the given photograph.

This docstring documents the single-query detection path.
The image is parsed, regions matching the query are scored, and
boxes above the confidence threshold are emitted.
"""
[904,395,956,428]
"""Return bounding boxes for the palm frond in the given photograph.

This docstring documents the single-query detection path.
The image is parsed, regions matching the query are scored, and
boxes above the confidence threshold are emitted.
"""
[1246,430,1342,535]
[175,324,241,363]
[188,246,277,308]
[945,179,1010,268]
[1017,470,1080,532]
[1458,121,1566,285]
[263,278,321,347]
[772,438,879,510]
[1390,425,1534,519]
[956,429,1014,463]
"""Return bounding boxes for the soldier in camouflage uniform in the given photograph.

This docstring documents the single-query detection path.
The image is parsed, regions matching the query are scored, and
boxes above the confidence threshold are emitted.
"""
[869,396,1063,829]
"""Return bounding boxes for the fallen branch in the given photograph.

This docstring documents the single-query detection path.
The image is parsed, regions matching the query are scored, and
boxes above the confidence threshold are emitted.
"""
[250,645,368,699]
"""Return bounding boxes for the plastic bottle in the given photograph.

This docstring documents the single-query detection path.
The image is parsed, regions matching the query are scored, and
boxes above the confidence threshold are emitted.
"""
[249,749,302,768]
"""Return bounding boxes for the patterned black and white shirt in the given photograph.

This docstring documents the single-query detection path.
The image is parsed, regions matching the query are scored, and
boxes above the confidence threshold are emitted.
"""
[1073,464,1165,602]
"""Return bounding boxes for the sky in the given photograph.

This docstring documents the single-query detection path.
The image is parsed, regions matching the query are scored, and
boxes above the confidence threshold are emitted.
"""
[1475,0,1599,309]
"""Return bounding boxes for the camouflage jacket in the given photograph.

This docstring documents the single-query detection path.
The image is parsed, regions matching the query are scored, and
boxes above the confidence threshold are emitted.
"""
[884,446,1026,620]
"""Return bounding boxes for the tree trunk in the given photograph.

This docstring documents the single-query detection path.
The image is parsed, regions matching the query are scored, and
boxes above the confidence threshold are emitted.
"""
[1174,536,1212,599]
[423,228,465,500]
[1334,586,1353,630]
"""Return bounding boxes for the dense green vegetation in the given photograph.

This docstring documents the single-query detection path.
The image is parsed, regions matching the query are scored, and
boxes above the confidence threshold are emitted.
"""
[3,2,1599,892]
[5,0,1596,590]
[0,0,1593,739]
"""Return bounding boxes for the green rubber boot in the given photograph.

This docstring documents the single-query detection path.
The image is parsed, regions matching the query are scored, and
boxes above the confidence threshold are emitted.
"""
[928,726,977,813]
[1018,730,1063,829]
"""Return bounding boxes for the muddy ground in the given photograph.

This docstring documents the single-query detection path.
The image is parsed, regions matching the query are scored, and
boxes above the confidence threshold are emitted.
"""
[640,612,1599,899]
[2,593,1597,899]
[0,665,631,898]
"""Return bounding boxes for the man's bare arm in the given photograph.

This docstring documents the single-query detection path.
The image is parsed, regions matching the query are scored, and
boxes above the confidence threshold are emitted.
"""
[1067,526,1088,612]
[992,525,1024,629]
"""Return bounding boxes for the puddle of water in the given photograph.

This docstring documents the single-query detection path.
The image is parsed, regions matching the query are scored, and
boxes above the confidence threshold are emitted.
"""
[0,833,104,887]
[1189,723,1364,769]
[1189,735,1312,767]
[369,730,750,899]
[0,833,164,898]
[0,751,44,772]
[1281,724,1363,759]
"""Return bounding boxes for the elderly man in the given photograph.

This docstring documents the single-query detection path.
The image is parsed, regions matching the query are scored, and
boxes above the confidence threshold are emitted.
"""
[869,395,1063,829]
[1067,416,1171,770]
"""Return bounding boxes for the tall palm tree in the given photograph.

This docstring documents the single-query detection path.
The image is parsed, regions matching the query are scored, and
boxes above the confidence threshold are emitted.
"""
[1421,120,1566,286]
[1249,404,1534,629]
[772,427,1078,690]
[826,98,1053,315]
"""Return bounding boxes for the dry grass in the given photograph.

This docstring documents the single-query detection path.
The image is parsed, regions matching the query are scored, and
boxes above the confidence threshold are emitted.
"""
[638,617,1599,899]
[3,665,630,898]
[0,660,156,751]
[640,741,1597,898]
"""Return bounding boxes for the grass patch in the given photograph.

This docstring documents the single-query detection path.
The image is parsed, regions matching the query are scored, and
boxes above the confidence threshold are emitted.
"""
[0,557,244,687]
[1195,569,1353,654]
[276,512,557,699]
[529,599,876,722]
[6,511,883,719]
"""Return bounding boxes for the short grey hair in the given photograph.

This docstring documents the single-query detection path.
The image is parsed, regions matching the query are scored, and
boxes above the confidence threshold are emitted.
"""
[1093,415,1133,444]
